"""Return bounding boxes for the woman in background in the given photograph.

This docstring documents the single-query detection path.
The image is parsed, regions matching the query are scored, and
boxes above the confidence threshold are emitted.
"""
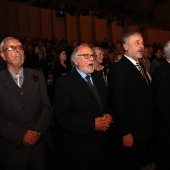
[52,49,71,83]
[93,47,109,86]
[150,48,165,76]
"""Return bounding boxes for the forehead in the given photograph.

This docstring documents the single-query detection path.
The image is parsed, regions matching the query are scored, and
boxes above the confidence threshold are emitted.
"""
[96,49,102,53]
[78,46,92,53]
[4,38,21,46]
[129,34,143,42]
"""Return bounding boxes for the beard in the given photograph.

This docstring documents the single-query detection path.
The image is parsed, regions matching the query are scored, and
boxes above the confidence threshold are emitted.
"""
[13,61,24,67]
[13,58,24,67]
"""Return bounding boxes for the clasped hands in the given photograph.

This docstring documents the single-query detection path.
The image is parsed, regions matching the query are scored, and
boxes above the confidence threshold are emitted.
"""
[22,130,41,146]
[95,113,113,131]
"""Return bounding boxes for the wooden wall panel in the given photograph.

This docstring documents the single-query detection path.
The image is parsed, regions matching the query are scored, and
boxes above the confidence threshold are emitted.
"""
[52,10,66,40]
[41,8,53,39]
[0,1,8,35]
[18,3,29,37]
[94,19,107,42]
[0,1,169,46]
[8,2,19,36]
[29,6,41,38]
[65,13,78,45]
[79,16,92,43]
[111,22,123,43]
[146,29,170,45]
[128,26,140,32]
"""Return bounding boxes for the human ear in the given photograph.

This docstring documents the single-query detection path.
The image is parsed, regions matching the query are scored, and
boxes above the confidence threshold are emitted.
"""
[123,43,128,51]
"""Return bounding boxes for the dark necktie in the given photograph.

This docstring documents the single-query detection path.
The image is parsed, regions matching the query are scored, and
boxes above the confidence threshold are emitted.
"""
[85,75,93,85]
[135,62,149,85]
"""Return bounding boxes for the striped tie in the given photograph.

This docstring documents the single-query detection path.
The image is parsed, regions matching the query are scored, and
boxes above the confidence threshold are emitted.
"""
[135,62,149,85]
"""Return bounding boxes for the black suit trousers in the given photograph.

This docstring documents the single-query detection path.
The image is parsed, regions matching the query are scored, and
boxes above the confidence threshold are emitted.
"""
[1,140,49,170]
[113,137,147,170]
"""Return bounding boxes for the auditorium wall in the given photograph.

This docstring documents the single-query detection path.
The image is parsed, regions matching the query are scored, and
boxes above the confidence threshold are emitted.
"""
[0,0,169,45]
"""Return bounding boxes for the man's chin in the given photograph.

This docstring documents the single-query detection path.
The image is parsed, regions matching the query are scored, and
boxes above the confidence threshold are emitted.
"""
[14,62,24,67]
[86,68,94,74]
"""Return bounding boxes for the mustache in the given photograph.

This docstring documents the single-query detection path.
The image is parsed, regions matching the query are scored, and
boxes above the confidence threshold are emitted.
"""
[15,54,23,57]
[138,48,144,52]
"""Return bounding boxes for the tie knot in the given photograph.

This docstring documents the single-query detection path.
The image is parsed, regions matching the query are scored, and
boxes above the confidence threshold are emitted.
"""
[135,62,142,71]
[85,75,93,85]
[16,74,20,79]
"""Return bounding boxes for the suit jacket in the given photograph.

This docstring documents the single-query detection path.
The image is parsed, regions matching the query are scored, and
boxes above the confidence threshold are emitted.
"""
[152,60,170,134]
[54,69,109,163]
[0,68,52,167]
[108,56,153,141]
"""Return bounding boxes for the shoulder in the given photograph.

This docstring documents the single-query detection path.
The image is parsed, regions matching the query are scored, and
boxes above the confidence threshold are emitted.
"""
[24,68,43,76]
[55,71,73,83]
[0,68,9,79]
[0,68,7,74]
[109,58,124,73]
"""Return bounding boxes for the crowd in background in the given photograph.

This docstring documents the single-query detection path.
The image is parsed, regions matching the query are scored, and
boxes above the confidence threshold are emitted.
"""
[0,35,165,89]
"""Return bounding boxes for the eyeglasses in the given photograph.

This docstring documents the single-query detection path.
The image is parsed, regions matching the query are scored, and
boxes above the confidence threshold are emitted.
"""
[2,45,24,52]
[77,54,96,60]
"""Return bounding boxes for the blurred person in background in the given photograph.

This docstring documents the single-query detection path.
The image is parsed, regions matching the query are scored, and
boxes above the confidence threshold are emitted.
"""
[152,40,170,170]
[52,49,72,83]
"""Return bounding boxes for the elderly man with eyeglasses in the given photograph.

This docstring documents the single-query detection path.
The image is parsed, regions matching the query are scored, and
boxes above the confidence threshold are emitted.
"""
[54,43,113,170]
[0,37,53,170]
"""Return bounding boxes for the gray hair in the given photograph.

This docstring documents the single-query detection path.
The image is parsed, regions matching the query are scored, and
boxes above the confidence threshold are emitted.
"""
[122,32,142,45]
[0,37,15,52]
[92,46,104,55]
[163,40,170,59]
[70,43,91,67]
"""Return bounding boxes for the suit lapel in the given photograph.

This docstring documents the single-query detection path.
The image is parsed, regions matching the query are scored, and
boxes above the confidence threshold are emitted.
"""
[72,69,102,105]
[23,69,34,101]
[165,60,170,83]
[123,56,149,86]
[2,69,24,101]
[91,73,105,104]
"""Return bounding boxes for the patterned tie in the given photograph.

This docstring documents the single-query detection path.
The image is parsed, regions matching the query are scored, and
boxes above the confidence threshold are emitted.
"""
[15,74,21,88]
[85,75,93,85]
[135,62,149,85]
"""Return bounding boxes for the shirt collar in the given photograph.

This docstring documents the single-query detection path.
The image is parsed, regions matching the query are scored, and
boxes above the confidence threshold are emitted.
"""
[8,68,24,80]
[124,55,138,65]
[167,59,170,63]
[76,68,91,79]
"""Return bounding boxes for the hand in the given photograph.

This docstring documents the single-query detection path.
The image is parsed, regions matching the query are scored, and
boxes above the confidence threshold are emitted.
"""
[123,133,133,147]
[103,114,113,124]
[95,116,110,131]
[22,130,40,146]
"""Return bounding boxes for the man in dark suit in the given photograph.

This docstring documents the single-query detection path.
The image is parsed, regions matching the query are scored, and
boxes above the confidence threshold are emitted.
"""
[108,32,153,170]
[0,37,53,170]
[54,44,113,170]
[152,40,170,170]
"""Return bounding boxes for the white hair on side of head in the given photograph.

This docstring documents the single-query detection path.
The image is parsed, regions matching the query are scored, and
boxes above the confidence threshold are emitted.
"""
[0,37,15,52]
[164,40,170,59]
[70,43,91,68]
